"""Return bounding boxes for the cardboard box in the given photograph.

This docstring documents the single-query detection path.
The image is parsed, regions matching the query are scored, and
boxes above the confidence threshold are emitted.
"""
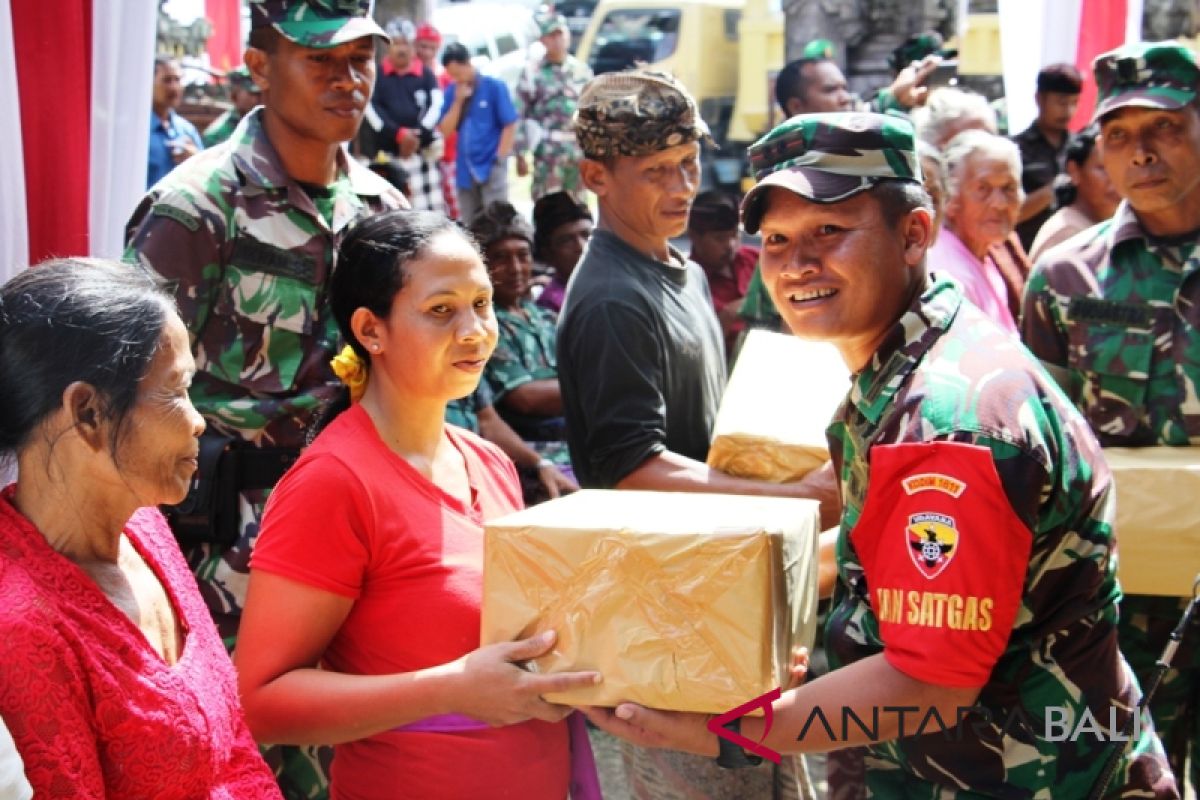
[708,330,850,482]
[481,490,820,713]
[1104,447,1200,598]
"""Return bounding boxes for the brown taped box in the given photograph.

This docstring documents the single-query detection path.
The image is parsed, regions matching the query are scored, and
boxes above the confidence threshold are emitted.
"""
[708,330,850,482]
[1104,447,1200,597]
[480,490,820,713]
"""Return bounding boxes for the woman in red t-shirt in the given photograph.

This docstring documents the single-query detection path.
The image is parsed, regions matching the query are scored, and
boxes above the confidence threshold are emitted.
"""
[235,210,600,800]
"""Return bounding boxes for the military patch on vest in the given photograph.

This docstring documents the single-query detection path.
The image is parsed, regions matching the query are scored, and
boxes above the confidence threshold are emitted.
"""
[150,203,200,232]
[230,238,317,284]
[907,511,958,579]
[901,473,966,497]
[1067,297,1153,329]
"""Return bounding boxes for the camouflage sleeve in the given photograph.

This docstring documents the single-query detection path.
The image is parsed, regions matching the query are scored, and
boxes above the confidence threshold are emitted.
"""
[514,65,537,154]
[123,188,226,343]
[484,333,536,402]
[866,87,906,115]
[1019,262,1071,385]
[738,263,783,327]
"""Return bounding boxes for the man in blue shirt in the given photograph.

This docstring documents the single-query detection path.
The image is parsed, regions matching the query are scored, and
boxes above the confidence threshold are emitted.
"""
[437,43,517,223]
[147,55,204,188]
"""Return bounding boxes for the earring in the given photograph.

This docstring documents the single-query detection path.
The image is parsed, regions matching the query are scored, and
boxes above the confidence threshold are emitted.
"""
[371,344,381,352]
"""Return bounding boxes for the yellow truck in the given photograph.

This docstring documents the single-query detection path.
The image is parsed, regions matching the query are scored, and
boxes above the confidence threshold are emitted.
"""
[575,1,1000,190]
[575,0,785,190]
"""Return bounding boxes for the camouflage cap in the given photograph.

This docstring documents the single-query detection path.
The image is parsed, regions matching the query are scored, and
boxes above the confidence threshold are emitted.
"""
[536,10,569,37]
[741,112,922,234]
[574,68,713,159]
[227,65,261,93]
[249,0,389,49]
[1092,41,1199,123]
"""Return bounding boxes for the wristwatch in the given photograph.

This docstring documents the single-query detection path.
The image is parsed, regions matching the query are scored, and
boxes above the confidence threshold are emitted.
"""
[715,718,763,769]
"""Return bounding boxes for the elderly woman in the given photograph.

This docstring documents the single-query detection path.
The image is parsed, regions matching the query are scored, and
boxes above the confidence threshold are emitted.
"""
[926,129,1026,333]
[0,259,281,798]
[470,201,576,500]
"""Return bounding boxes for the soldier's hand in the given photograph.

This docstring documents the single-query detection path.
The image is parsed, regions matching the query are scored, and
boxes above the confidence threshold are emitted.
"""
[515,153,530,177]
[449,630,601,726]
[581,704,718,757]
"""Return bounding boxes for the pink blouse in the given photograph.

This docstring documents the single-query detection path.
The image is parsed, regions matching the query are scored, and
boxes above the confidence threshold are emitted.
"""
[927,228,1019,334]
[0,487,281,799]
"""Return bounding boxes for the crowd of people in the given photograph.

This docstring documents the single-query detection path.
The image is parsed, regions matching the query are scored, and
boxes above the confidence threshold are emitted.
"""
[0,0,1197,798]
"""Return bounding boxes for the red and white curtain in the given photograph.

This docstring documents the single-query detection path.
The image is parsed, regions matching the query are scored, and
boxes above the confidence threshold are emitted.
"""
[999,0,1144,136]
[0,0,157,285]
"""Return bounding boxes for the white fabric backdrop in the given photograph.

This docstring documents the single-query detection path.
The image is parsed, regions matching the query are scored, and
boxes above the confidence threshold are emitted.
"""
[90,1,157,258]
[0,0,28,286]
[999,0,1144,136]
[999,0,1082,136]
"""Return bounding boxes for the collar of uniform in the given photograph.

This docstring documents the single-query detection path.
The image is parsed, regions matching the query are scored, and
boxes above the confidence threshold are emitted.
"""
[1108,200,1147,249]
[847,275,962,424]
[230,107,388,199]
[1107,199,1200,271]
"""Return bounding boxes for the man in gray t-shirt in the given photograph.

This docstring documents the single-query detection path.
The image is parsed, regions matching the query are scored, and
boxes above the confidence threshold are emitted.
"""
[556,66,834,800]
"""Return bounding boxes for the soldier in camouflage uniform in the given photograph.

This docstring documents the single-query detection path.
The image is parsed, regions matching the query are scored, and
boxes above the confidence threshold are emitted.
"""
[586,112,1179,798]
[1022,41,1200,792]
[469,201,574,496]
[124,3,404,798]
[202,66,262,148]
[514,11,592,203]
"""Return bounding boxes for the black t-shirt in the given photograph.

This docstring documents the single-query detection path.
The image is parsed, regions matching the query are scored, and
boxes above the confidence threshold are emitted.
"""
[1012,122,1071,252]
[556,229,727,488]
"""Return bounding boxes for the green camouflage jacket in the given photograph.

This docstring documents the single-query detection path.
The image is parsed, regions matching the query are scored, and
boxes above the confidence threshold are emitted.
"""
[484,299,570,464]
[202,108,243,148]
[825,277,1174,797]
[1020,199,1200,782]
[515,54,591,199]
[125,108,407,450]
[486,300,558,402]
[1022,201,1200,446]
[514,54,591,154]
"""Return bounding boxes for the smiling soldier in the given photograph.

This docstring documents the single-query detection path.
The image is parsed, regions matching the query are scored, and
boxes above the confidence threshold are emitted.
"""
[584,111,1178,799]
[123,2,406,797]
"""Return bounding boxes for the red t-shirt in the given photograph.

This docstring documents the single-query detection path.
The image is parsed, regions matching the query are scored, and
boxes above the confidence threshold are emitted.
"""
[703,245,759,353]
[253,405,569,800]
